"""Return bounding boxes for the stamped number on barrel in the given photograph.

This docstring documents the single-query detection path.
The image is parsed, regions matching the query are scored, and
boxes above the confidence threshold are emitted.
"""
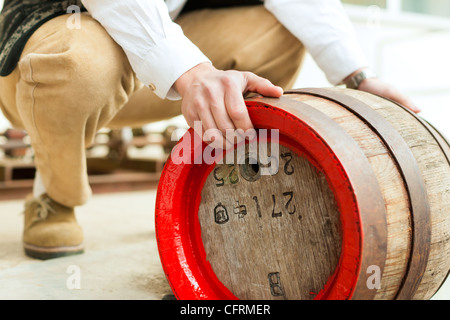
[212,152,299,224]
[268,272,286,298]
[214,192,297,224]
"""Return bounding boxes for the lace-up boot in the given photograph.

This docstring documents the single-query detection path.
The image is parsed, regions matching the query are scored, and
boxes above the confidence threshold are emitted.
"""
[22,194,84,260]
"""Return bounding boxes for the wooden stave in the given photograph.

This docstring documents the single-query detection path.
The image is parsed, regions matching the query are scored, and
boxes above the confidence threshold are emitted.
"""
[285,88,430,300]
[344,89,449,300]
[284,88,449,300]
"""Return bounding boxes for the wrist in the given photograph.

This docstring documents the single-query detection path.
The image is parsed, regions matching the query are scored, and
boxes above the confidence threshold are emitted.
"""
[174,62,215,97]
[343,68,376,89]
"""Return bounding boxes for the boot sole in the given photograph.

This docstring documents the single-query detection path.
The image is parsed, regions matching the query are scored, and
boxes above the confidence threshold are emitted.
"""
[23,242,84,260]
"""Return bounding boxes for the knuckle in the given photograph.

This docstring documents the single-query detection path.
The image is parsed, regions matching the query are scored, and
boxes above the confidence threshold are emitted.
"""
[203,83,217,97]
[229,106,247,119]
[188,110,197,121]
[217,122,234,134]
[220,74,234,88]
[208,95,221,109]
[193,97,206,111]
[210,104,221,114]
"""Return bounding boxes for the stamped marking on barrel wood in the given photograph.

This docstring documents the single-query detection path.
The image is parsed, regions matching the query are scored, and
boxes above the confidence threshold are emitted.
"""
[268,272,286,299]
[198,144,342,300]
[214,203,229,225]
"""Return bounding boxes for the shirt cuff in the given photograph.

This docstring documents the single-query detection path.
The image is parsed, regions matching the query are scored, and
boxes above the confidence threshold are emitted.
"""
[130,32,210,100]
[313,39,369,86]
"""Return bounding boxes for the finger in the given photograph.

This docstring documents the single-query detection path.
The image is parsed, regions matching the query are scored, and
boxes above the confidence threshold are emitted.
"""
[386,88,422,114]
[244,72,284,98]
[181,98,203,144]
[182,99,198,128]
[183,90,217,139]
[395,95,421,113]
[223,81,254,134]
[359,79,421,114]
[195,97,226,149]
[207,91,239,148]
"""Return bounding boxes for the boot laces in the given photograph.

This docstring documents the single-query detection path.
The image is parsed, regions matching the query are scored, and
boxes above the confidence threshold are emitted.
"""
[24,196,56,222]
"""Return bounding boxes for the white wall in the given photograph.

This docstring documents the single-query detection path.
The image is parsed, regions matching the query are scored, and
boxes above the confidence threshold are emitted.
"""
[295,4,450,140]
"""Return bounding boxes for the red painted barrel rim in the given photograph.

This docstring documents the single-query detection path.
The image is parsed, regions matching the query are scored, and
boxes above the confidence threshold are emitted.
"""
[155,100,365,300]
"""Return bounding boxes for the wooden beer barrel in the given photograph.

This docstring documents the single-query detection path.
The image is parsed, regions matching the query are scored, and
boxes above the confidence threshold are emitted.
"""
[155,88,450,300]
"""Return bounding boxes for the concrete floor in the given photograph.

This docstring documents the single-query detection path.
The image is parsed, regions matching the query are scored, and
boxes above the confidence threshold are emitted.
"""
[0,189,449,300]
[0,189,173,300]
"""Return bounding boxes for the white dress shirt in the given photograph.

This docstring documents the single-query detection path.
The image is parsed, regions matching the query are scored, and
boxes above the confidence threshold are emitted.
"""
[81,0,368,100]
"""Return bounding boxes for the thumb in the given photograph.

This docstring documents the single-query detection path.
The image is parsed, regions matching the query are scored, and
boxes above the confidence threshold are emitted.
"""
[244,72,284,98]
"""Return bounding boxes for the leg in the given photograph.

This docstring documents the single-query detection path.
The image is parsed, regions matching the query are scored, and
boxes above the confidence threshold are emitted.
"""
[107,5,305,128]
[0,13,140,259]
[14,13,140,207]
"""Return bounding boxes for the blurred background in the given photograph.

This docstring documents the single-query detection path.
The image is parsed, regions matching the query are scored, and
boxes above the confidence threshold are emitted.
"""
[296,0,450,141]
[0,0,448,300]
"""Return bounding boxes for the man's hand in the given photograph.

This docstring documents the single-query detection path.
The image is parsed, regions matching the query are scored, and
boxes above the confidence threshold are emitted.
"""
[174,62,283,148]
[345,70,421,113]
[358,78,421,113]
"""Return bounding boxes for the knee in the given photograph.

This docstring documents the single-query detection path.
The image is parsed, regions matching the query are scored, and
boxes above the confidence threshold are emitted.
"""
[57,38,135,106]
[16,17,138,146]
[18,14,136,108]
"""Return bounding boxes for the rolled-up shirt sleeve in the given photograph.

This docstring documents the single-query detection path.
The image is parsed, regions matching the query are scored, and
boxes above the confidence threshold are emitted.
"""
[264,0,369,85]
[81,0,210,100]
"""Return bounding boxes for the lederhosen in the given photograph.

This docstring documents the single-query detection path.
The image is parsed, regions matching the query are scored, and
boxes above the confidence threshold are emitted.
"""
[0,0,263,78]
[0,0,86,77]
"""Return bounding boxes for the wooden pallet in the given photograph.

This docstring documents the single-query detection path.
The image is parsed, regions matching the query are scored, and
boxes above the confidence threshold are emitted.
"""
[0,128,175,200]
[0,158,164,201]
